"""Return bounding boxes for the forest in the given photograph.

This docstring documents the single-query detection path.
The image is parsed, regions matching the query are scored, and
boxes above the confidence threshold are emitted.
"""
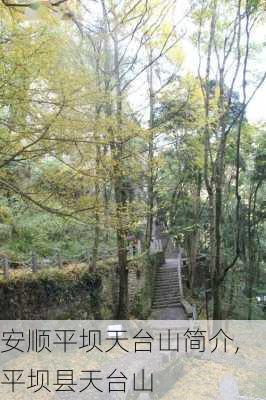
[0,0,265,320]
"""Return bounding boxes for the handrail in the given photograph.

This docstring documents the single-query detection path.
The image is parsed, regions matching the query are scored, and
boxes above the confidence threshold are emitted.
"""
[177,249,184,299]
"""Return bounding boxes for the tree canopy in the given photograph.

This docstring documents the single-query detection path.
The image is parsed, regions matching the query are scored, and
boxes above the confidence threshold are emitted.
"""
[0,0,265,319]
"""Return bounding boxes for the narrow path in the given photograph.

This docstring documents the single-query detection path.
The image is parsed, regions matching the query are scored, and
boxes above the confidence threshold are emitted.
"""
[150,257,187,320]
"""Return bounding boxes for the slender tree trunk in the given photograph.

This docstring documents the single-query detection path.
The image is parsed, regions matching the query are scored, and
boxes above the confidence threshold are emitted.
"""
[190,174,201,291]
[101,0,129,317]
[113,30,129,319]
[91,137,101,270]
[145,47,155,251]
[246,181,261,320]
[91,65,101,270]
[114,183,129,319]
[198,0,218,317]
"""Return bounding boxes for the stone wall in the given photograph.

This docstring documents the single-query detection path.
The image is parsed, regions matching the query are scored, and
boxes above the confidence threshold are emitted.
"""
[128,252,165,318]
[0,253,164,319]
[0,265,103,319]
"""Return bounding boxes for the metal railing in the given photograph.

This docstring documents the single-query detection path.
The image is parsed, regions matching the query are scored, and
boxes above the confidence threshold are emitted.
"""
[177,249,184,299]
[0,239,163,279]
[0,247,126,278]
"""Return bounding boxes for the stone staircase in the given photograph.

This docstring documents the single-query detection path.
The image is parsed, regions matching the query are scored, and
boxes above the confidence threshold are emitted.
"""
[152,261,181,309]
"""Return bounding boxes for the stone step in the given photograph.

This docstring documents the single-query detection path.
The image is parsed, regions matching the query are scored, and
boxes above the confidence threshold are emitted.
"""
[155,281,179,286]
[153,296,181,304]
[155,288,180,294]
[152,296,181,303]
[153,301,181,306]
[157,268,178,272]
[157,270,177,276]
[154,287,180,294]
[154,282,179,288]
[153,288,180,294]
[153,293,181,300]
[153,298,181,305]
[156,276,179,280]
[158,267,177,272]
[155,275,179,280]
[154,291,181,297]
[153,296,181,302]
[154,288,180,295]
[156,276,179,281]
[154,287,180,293]
[152,301,181,309]
[154,284,179,289]
[157,270,178,275]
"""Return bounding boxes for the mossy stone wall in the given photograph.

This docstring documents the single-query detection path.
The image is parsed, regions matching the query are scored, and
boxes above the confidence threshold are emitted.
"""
[0,253,164,319]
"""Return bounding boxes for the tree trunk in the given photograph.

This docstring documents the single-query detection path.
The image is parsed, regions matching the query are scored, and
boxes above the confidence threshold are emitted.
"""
[113,27,129,319]
[91,100,101,270]
[145,47,155,251]
[101,0,129,318]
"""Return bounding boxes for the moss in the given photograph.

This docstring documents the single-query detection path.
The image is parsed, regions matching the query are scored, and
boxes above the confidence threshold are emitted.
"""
[0,265,103,319]
[0,253,165,319]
